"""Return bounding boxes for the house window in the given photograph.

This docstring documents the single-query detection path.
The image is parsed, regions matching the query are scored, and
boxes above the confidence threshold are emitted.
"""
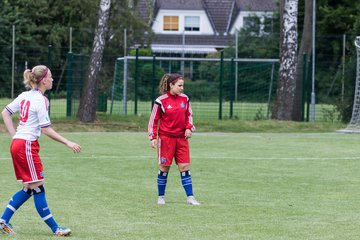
[185,16,200,31]
[164,16,179,31]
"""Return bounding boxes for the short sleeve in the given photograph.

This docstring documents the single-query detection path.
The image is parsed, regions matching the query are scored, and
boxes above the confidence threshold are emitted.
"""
[35,96,51,128]
[5,93,24,114]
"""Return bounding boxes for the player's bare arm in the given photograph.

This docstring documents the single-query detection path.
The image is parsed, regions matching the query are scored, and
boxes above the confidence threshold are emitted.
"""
[41,127,81,153]
[1,109,16,138]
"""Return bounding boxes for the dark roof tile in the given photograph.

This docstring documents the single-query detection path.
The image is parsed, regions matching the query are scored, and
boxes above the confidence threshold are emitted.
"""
[236,0,277,11]
[157,0,204,10]
[203,0,235,34]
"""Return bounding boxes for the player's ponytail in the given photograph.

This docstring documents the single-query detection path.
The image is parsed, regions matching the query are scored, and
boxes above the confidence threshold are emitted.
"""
[23,65,48,89]
[159,73,182,94]
[23,69,34,89]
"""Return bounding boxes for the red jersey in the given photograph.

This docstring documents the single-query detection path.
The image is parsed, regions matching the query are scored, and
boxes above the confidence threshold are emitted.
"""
[148,92,195,140]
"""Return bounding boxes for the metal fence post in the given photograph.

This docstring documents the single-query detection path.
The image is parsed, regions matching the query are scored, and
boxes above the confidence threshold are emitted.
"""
[306,55,312,122]
[11,25,15,99]
[123,57,128,115]
[301,53,308,121]
[134,48,139,115]
[230,58,234,118]
[110,59,119,114]
[152,55,156,107]
[219,51,224,120]
[266,62,275,119]
[66,52,73,116]
[47,44,52,115]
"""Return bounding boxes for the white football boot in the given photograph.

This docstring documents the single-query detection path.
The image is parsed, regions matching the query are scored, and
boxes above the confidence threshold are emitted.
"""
[186,196,200,205]
[157,196,165,205]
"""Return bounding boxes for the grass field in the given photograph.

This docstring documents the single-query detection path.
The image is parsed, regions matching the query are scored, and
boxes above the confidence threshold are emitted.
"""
[1,131,360,239]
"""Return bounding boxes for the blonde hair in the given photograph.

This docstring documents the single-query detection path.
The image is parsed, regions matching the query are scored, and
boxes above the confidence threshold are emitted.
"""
[23,65,49,89]
[159,73,182,94]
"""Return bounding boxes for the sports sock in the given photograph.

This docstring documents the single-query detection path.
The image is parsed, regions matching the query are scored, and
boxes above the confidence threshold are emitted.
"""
[181,170,194,196]
[157,170,168,196]
[32,185,58,232]
[1,188,32,223]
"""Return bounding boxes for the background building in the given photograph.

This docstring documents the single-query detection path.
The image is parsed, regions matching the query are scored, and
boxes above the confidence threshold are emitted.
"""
[137,0,277,54]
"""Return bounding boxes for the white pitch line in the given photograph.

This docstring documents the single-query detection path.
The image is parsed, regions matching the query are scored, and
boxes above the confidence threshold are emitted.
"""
[2,155,360,161]
[72,155,360,161]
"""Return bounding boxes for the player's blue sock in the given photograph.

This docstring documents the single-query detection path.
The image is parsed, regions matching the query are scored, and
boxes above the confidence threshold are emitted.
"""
[33,185,58,232]
[181,170,193,196]
[157,170,168,196]
[1,188,32,223]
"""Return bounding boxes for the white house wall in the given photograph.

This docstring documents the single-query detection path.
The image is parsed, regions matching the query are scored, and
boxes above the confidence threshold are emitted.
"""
[230,11,273,34]
[152,9,214,35]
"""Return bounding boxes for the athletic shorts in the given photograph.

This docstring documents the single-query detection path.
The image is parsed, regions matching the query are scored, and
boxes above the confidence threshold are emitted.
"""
[10,139,44,183]
[157,135,190,166]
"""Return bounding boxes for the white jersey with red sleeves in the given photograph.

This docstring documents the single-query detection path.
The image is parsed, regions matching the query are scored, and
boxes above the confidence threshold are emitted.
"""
[5,89,51,141]
[148,92,195,140]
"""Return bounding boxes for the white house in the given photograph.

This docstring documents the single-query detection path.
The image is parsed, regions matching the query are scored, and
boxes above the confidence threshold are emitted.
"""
[137,0,277,54]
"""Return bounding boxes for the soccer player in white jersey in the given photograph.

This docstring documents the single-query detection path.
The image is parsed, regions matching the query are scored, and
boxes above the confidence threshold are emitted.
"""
[0,65,81,236]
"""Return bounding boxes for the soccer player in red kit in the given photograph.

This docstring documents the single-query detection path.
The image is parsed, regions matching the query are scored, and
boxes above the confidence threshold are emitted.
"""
[148,73,200,205]
[0,65,81,236]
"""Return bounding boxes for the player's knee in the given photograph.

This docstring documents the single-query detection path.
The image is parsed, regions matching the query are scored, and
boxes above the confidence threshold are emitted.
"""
[23,187,33,195]
[178,164,190,172]
[159,165,170,172]
[32,185,45,195]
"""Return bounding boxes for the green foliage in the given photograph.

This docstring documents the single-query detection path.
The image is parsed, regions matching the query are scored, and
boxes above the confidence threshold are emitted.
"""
[321,105,341,122]
[126,62,165,101]
[0,0,97,97]
[129,47,153,56]
[234,17,279,59]
[254,107,267,121]
[0,0,149,98]
[333,55,357,122]
[185,80,218,101]
[318,0,358,35]
[51,90,67,99]
[138,63,165,100]
[198,52,220,82]
[315,0,360,119]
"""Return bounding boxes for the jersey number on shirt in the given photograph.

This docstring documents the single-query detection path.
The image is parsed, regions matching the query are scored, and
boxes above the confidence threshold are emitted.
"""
[19,100,30,123]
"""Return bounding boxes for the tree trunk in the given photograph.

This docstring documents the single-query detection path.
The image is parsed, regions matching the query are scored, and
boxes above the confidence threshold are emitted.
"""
[272,0,299,120]
[77,0,111,122]
[292,0,313,121]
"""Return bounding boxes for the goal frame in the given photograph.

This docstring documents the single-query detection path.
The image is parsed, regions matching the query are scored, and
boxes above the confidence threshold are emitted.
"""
[337,36,360,133]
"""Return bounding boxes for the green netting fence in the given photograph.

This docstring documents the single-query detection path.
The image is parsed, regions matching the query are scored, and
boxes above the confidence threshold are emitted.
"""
[109,53,282,121]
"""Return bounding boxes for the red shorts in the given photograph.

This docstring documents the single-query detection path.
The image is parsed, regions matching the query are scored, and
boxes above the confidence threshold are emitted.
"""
[10,139,44,183]
[157,135,190,166]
